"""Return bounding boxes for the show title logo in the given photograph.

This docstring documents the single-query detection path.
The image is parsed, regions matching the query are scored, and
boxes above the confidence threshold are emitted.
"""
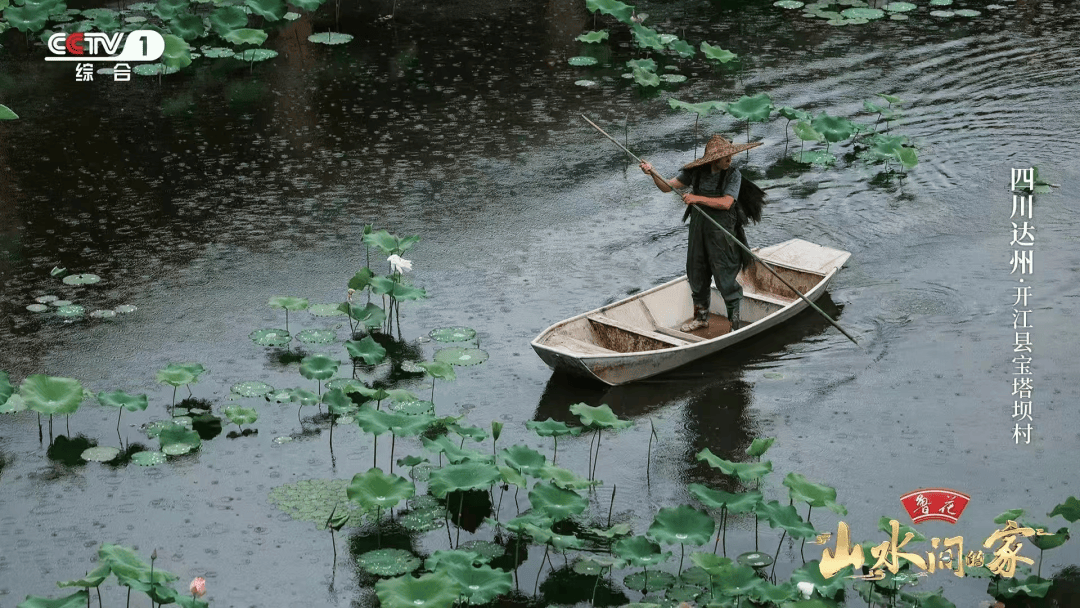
[45,30,165,62]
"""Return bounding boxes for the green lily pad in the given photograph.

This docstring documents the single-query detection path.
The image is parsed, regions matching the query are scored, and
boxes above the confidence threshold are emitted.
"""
[427,461,501,498]
[62,273,101,285]
[115,305,137,314]
[132,63,179,76]
[55,305,85,318]
[737,551,773,567]
[347,467,415,511]
[430,326,477,342]
[231,381,274,397]
[576,29,609,42]
[345,336,387,365]
[96,390,148,412]
[526,418,583,437]
[648,505,715,546]
[954,8,980,17]
[929,0,951,4]
[459,540,505,562]
[307,32,353,44]
[774,0,804,7]
[500,445,547,476]
[660,74,687,83]
[688,552,731,576]
[669,99,727,117]
[223,405,258,427]
[89,310,117,319]
[666,584,704,602]
[268,296,308,311]
[201,46,235,58]
[20,375,85,415]
[389,399,436,416]
[614,536,671,567]
[840,7,883,18]
[360,548,421,577]
[434,347,488,366]
[569,402,632,430]
[265,388,294,403]
[161,443,192,456]
[27,304,50,312]
[929,9,954,17]
[244,0,285,21]
[130,451,167,466]
[568,56,599,66]
[757,500,817,539]
[701,41,736,63]
[783,472,846,514]
[884,1,915,11]
[400,508,443,532]
[299,354,338,381]
[15,591,90,608]
[795,150,837,166]
[268,478,366,528]
[727,93,773,123]
[811,112,857,143]
[585,0,634,23]
[235,48,278,62]
[1049,496,1080,522]
[623,571,677,592]
[537,465,598,490]
[295,329,336,344]
[426,549,483,573]
[746,437,775,458]
[695,449,772,482]
[158,422,201,453]
[223,27,267,45]
[375,572,459,608]
[446,564,512,605]
[81,446,121,462]
[529,482,588,520]
[57,564,111,589]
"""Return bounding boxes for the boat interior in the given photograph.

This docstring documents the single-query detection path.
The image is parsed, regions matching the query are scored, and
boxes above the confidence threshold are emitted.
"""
[538,259,827,355]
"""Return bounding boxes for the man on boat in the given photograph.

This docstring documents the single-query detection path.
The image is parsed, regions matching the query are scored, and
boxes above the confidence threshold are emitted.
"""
[639,134,761,332]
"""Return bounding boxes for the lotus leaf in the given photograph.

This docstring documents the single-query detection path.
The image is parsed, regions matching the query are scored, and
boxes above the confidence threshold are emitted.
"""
[348,267,374,291]
[16,591,89,608]
[538,464,598,490]
[897,147,918,169]
[522,523,583,551]
[756,500,817,539]
[418,360,456,382]
[307,32,353,44]
[244,0,284,20]
[89,310,116,318]
[360,548,421,577]
[840,7,883,18]
[446,564,512,604]
[1027,525,1069,550]
[779,107,810,121]
[308,303,346,316]
[364,230,420,255]
[169,13,204,39]
[575,79,598,87]
[668,99,726,117]
[340,302,387,328]
[36,295,58,303]
[158,422,201,452]
[623,571,676,592]
[265,388,293,403]
[1,393,27,413]
[701,42,736,63]
[230,381,273,398]
[500,445,547,476]
[4,3,51,32]
[390,399,435,416]
[295,328,335,344]
[660,73,687,84]
[401,508,443,532]
[458,540,503,562]
[667,38,694,58]
[503,511,555,535]
[573,557,615,576]
[695,449,772,482]
[749,580,799,603]
[0,103,16,120]
[299,354,338,381]
[156,364,196,387]
[99,544,149,580]
[268,479,365,528]
[648,505,714,546]
[434,347,488,366]
[994,508,1025,524]
[737,551,773,568]
[160,33,192,70]
[49,299,72,307]
[1049,496,1080,522]
[577,30,608,43]
[632,67,660,87]
[568,56,598,67]
[61,273,100,285]
[114,304,137,314]
[713,563,762,596]
[614,536,670,567]
[811,113,857,143]
[796,150,836,166]
[445,422,484,442]
[665,584,704,602]
[955,8,979,17]
[223,27,266,45]
[347,467,415,510]
[423,434,493,464]
[902,589,955,608]
[425,549,483,572]
[223,406,258,427]
[27,304,50,313]
[322,388,356,415]
[268,296,308,311]
[585,0,634,23]
[727,93,773,123]
[688,484,763,513]
[499,465,527,489]
[370,276,427,301]
[930,0,952,4]
[375,572,459,608]
[569,402,632,430]
[429,326,476,342]
[529,482,587,520]
[745,436,775,457]
[689,552,731,576]
[789,560,852,598]
[130,451,167,466]
[132,64,179,77]
[81,446,121,462]
[325,378,366,393]
[526,419,582,437]
[427,461,501,498]
[775,0,804,7]
[20,375,85,415]
[383,410,435,436]
[55,305,85,318]
[631,23,663,50]
[883,2,915,11]
[345,336,388,365]
[289,0,324,9]
[782,473,846,514]
[57,564,111,588]
[236,48,278,62]
[355,405,392,436]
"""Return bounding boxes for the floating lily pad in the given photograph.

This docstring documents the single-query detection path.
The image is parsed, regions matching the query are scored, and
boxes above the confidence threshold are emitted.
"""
[660,74,687,83]
[459,540,504,562]
[296,329,337,344]
[738,551,774,568]
[434,348,488,367]
[235,48,279,62]
[930,10,954,17]
[161,442,192,456]
[568,56,599,67]
[401,508,443,532]
[27,304,50,313]
[375,572,459,608]
[50,300,72,307]
[774,0,804,7]
[283,11,300,19]
[883,1,915,11]
[889,13,909,19]
[131,451,167,466]
[390,399,435,415]
[430,326,477,343]
[115,305,137,313]
[575,79,599,88]
[268,478,366,528]
[231,381,274,397]
[359,548,421,577]
[272,436,293,444]
[795,150,837,166]
[133,63,179,76]
[81,446,121,462]
[201,46,235,58]
[250,328,291,347]
[35,295,58,303]
[55,305,85,318]
[89,310,117,319]
[929,0,951,4]
[954,9,980,17]
[308,32,353,44]
[840,7,883,18]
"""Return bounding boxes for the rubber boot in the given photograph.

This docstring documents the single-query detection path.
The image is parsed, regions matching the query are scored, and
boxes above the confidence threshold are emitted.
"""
[726,302,741,331]
[681,304,710,332]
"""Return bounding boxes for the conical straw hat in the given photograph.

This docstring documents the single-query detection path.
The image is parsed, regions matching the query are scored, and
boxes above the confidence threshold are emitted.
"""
[682,134,763,170]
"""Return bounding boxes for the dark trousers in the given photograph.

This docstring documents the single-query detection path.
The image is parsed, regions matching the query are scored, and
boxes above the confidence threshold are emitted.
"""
[686,209,743,318]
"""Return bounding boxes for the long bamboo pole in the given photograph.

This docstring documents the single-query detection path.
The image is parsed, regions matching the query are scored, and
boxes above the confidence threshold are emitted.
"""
[580,114,859,346]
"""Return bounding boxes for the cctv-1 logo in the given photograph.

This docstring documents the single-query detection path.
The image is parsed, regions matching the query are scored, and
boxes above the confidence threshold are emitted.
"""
[46,30,165,62]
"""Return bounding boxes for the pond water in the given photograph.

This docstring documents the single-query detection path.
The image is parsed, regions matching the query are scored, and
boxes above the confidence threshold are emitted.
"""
[2,0,1079,606]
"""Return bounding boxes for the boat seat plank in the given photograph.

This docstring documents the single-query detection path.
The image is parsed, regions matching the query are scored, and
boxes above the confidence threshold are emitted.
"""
[746,291,796,307]
[545,334,617,355]
[587,314,687,347]
[654,326,706,343]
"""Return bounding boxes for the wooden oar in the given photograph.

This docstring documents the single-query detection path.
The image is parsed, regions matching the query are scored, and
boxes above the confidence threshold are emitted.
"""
[581,114,860,346]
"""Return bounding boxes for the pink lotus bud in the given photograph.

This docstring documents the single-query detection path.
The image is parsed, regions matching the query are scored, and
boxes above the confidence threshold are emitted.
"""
[189,577,206,598]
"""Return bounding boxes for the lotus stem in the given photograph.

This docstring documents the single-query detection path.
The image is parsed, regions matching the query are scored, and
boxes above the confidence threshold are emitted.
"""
[679,543,685,574]
[96,587,102,608]
[285,309,289,333]
[373,435,378,468]
[66,414,70,437]
[591,429,603,480]
[534,545,549,595]
[377,506,382,547]
[38,413,42,442]
[390,434,396,474]
[171,386,177,412]
[646,427,653,487]
[607,484,616,527]
[298,403,303,425]
[552,436,558,465]
[770,529,786,580]
[456,491,465,547]
[514,486,520,514]
[331,527,337,567]
[590,566,604,607]
[49,414,53,443]
[513,535,521,591]
[329,418,335,459]
[126,587,131,608]
[1038,548,1043,578]
[117,409,124,446]
[431,380,435,403]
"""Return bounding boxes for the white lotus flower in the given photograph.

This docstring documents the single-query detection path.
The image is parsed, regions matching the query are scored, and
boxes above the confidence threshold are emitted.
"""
[387,254,412,274]
[797,581,815,599]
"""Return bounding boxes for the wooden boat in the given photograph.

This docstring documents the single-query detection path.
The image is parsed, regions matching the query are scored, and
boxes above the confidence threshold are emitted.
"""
[530,238,852,385]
